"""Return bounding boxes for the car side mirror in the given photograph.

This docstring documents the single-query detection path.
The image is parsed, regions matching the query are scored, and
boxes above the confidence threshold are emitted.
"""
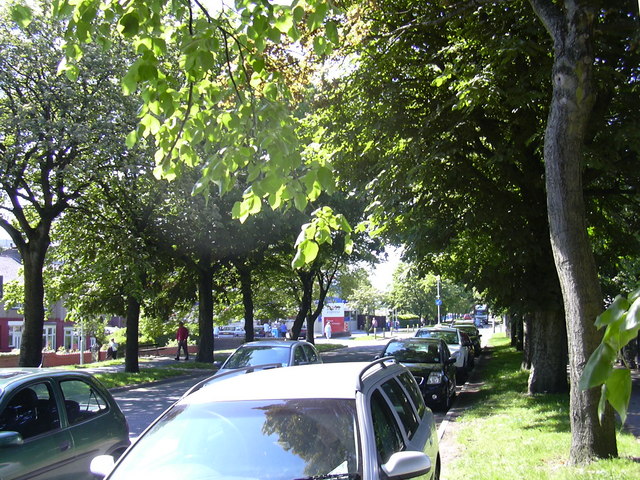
[213,361,222,369]
[90,455,115,478]
[382,451,431,479]
[0,431,23,447]
[446,356,457,365]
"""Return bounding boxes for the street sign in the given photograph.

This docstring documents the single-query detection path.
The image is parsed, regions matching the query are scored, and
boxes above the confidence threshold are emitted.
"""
[435,298,442,306]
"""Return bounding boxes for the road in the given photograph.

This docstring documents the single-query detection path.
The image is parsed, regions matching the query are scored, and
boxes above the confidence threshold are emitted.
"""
[112,334,455,441]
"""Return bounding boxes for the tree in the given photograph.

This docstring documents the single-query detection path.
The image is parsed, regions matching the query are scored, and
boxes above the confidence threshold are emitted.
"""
[313,0,638,462]
[527,0,619,460]
[315,0,570,396]
[0,5,138,366]
[48,0,349,266]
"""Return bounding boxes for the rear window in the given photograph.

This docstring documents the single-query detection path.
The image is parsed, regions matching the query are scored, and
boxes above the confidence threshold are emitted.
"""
[224,346,290,368]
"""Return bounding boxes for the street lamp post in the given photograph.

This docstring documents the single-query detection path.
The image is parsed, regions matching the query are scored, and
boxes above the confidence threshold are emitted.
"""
[436,276,441,324]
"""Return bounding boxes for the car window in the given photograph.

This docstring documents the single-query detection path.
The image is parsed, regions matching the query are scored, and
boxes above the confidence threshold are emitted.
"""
[224,346,291,368]
[0,382,60,439]
[60,379,108,425]
[380,378,419,439]
[384,341,440,364]
[397,371,426,418]
[370,389,404,463]
[109,399,360,480]
[293,345,306,365]
[303,344,319,363]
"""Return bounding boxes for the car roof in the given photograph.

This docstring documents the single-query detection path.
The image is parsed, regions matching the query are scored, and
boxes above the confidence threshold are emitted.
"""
[421,325,458,332]
[386,337,442,346]
[0,368,94,395]
[185,361,401,403]
[235,340,314,349]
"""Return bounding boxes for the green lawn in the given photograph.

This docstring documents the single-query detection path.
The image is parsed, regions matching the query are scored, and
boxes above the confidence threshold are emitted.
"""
[446,334,640,480]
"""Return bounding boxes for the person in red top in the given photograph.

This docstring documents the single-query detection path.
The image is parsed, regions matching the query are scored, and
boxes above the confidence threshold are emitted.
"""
[175,321,189,361]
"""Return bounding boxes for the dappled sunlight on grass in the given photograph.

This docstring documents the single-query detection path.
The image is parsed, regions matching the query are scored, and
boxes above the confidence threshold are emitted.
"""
[447,334,640,480]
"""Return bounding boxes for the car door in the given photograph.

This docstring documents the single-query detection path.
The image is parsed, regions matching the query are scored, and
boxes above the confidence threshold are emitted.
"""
[0,381,75,480]
[58,378,126,479]
[367,375,436,480]
[302,344,320,364]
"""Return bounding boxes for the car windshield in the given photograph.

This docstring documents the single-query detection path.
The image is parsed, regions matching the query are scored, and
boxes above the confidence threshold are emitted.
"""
[109,398,360,480]
[224,346,291,368]
[416,330,459,345]
[384,342,441,364]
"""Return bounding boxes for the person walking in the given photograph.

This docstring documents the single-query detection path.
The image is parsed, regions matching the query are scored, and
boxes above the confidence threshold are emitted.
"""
[175,321,189,361]
[324,321,332,340]
[107,338,118,360]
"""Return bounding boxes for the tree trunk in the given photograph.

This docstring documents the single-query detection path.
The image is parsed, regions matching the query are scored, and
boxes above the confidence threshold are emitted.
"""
[528,309,568,394]
[18,237,48,367]
[196,265,215,363]
[291,270,314,341]
[237,264,255,342]
[522,313,532,370]
[124,295,141,373]
[529,0,617,462]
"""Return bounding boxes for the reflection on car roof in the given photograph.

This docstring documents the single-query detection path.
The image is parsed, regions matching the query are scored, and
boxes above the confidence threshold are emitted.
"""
[185,362,384,403]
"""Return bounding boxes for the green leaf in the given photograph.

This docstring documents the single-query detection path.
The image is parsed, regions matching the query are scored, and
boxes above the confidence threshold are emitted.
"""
[125,130,138,148]
[595,295,630,328]
[325,20,339,44]
[316,166,334,190]
[294,192,308,211]
[621,296,640,333]
[119,12,140,37]
[275,13,293,34]
[579,342,616,390]
[604,368,632,425]
[10,4,33,28]
[344,235,354,254]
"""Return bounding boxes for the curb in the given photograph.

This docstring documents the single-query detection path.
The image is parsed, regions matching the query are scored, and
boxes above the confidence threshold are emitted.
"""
[437,349,491,440]
[107,370,214,394]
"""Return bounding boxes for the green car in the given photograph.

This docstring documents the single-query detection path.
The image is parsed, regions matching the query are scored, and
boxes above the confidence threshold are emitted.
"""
[0,368,130,480]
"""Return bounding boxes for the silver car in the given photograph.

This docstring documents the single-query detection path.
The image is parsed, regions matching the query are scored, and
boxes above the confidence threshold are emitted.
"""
[91,359,441,479]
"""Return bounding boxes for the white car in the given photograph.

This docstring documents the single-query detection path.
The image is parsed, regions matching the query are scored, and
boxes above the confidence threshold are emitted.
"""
[91,359,441,480]
[415,326,474,380]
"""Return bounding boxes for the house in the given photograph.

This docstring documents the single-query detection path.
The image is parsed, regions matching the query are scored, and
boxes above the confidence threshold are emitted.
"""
[0,248,87,353]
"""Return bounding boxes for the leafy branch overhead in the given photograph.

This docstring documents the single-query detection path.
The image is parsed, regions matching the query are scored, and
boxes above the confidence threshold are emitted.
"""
[580,287,640,425]
[12,0,346,265]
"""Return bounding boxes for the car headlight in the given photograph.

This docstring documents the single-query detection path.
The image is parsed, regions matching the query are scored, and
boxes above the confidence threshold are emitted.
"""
[427,372,443,384]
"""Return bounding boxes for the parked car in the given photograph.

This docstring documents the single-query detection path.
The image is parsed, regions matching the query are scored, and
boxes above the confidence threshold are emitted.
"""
[380,337,457,411]
[415,326,474,380]
[91,359,440,480]
[451,321,482,356]
[0,368,130,480]
[218,325,245,337]
[214,339,322,375]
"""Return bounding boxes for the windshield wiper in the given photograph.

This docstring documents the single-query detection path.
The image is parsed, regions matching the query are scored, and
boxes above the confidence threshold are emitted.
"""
[293,474,360,480]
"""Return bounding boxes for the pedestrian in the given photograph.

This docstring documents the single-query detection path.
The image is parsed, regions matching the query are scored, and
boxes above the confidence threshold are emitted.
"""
[279,322,288,339]
[107,338,118,360]
[324,321,332,339]
[175,321,189,361]
[263,322,271,337]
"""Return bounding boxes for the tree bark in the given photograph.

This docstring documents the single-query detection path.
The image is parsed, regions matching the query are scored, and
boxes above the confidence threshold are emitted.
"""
[292,270,314,341]
[528,309,568,394]
[124,295,141,373]
[237,263,255,342]
[529,0,617,462]
[196,264,215,363]
[19,239,48,367]
[522,313,532,370]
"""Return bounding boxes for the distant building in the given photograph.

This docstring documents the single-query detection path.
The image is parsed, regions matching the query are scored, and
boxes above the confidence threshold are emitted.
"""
[0,248,122,353]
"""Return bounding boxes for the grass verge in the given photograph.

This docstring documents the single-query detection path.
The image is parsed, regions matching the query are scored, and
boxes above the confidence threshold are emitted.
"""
[446,334,640,479]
